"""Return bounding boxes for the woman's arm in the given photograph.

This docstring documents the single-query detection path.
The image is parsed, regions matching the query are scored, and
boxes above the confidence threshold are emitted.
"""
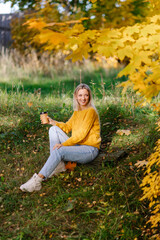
[55,113,74,134]
[40,111,73,134]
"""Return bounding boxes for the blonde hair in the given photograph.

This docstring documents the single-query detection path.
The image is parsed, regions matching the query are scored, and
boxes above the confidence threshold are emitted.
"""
[73,83,96,111]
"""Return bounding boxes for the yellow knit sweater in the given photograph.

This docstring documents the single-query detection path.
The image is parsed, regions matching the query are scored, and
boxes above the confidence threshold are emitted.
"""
[56,107,101,149]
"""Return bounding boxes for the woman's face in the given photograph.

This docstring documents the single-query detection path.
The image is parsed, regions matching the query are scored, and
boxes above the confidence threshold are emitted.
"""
[76,88,90,109]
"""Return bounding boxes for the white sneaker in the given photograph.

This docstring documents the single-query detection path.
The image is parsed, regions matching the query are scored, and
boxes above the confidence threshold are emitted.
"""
[20,173,43,192]
[49,161,66,178]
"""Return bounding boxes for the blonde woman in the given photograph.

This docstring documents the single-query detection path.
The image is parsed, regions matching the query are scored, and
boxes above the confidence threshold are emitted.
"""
[20,83,101,192]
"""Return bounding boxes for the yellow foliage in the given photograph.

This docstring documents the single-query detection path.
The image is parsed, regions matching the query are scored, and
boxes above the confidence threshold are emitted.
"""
[139,121,160,231]
[26,19,46,30]
[147,0,160,16]
[26,12,160,110]
[90,0,97,3]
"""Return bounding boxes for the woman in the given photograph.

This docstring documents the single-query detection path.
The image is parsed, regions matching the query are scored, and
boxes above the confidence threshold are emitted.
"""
[20,83,101,192]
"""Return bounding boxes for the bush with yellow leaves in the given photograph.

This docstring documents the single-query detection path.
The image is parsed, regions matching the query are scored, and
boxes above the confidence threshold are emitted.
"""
[140,121,160,235]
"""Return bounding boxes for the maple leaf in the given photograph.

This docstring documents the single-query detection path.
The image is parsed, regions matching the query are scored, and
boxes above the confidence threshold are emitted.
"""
[66,43,90,62]
[65,162,77,171]
[99,29,121,40]
[94,45,115,58]
[127,51,152,68]
[65,24,84,37]
[117,63,135,78]
[117,45,133,60]
[150,15,160,23]
[26,19,46,31]
[132,37,148,50]
[38,30,68,46]
[123,25,140,37]
[139,24,160,37]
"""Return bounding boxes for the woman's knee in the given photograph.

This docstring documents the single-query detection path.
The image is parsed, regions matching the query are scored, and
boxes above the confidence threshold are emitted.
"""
[49,126,58,135]
[55,147,65,158]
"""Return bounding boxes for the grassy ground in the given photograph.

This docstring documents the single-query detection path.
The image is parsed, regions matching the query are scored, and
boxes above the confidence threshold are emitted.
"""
[0,57,159,240]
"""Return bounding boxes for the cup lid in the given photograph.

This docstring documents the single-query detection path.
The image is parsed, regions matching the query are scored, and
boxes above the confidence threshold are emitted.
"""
[40,111,48,114]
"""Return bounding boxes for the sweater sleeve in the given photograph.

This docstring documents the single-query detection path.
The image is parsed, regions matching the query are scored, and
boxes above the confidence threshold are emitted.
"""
[56,113,74,134]
[62,108,97,146]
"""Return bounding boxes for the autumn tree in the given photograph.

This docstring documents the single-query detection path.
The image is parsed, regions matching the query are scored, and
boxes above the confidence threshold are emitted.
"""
[7,0,149,29]
[10,0,151,52]
[11,2,62,52]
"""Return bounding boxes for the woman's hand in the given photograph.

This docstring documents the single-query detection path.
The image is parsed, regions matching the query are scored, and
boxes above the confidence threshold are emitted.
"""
[53,143,63,150]
[48,116,56,126]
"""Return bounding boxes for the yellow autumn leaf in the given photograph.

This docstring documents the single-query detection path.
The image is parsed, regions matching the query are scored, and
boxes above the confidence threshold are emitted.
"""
[66,43,90,62]
[139,24,160,37]
[132,37,148,50]
[65,24,84,37]
[117,45,133,60]
[95,45,115,58]
[123,24,140,37]
[26,19,46,30]
[38,30,68,46]
[90,0,97,3]
[132,51,152,67]
[117,63,135,78]
[150,15,160,23]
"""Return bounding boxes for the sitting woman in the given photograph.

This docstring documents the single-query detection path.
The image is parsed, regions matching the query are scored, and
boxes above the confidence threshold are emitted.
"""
[20,83,101,192]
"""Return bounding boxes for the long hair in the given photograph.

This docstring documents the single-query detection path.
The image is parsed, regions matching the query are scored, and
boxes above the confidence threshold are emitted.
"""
[73,83,96,111]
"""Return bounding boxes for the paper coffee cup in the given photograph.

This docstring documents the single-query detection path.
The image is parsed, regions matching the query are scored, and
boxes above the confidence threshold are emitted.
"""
[40,112,49,124]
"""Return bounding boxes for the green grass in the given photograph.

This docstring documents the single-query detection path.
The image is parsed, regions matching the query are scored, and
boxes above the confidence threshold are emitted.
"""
[0,60,159,240]
[0,66,125,98]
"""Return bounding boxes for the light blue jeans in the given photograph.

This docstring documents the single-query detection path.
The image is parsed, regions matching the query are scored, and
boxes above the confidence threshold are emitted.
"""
[39,126,99,178]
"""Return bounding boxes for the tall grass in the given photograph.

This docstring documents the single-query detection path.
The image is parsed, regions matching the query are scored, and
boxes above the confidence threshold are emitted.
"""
[0,51,159,240]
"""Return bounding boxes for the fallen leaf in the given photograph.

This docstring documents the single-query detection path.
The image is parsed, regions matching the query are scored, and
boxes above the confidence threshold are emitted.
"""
[64,199,76,212]
[77,178,82,182]
[116,129,131,136]
[65,162,77,171]
[135,160,148,168]
[49,234,53,238]
[27,102,33,107]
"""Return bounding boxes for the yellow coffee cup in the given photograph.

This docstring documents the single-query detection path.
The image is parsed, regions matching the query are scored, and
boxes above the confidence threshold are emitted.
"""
[40,112,49,124]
